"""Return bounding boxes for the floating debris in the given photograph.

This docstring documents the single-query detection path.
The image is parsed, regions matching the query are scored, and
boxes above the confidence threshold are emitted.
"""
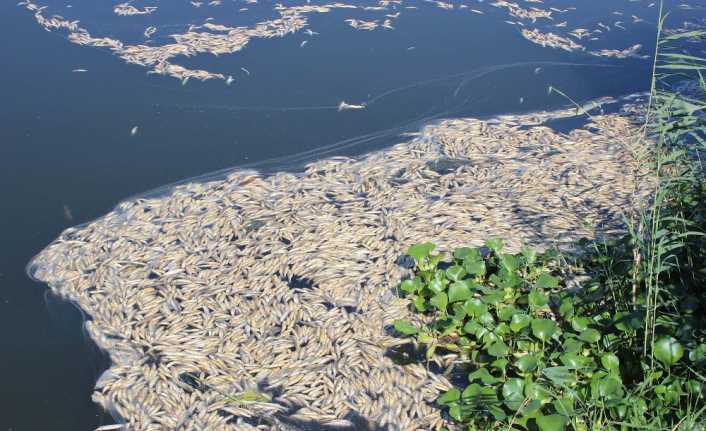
[19,0,686,85]
[30,101,654,431]
[113,3,157,16]
[337,101,366,111]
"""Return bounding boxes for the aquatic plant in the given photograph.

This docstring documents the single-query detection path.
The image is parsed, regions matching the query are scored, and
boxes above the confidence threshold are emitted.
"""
[394,2,706,429]
[395,238,705,430]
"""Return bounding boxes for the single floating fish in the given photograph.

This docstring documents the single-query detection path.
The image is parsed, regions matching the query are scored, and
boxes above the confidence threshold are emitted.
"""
[72,68,87,72]
[337,101,366,111]
[130,126,139,136]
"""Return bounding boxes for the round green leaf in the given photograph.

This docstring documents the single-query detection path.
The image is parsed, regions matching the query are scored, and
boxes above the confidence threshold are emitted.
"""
[393,320,418,335]
[500,254,519,272]
[524,381,552,402]
[428,278,445,294]
[516,354,539,373]
[578,328,601,344]
[487,340,510,357]
[407,243,435,263]
[468,367,501,385]
[464,258,486,276]
[464,298,487,317]
[528,289,549,309]
[400,278,418,293]
[502,378,525,410]
[654,336,684,367]
[446,265,466,282]
[453,247,474,260]
[485,238,504,253]
[542,366,577,386]
[438,388,460,405]
[558,299,574,319]
[536,414,567,431]
[536,273,559,289]
[531,318,557,342]
[689,343,706,364]
[497,305,517,322]
[560,353,587,369]
[430,292,448,313]
[571,317,591,332]
[601,353,620,371]
[510,314,532,332]
[448,281,472,303]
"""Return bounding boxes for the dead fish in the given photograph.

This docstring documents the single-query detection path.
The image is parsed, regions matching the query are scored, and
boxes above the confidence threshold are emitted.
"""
[62,204,73,222]
[130,126,139,136]
[337,101,366,111]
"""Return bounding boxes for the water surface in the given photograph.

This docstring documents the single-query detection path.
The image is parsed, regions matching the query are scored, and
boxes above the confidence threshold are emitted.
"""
[1,0,703,429]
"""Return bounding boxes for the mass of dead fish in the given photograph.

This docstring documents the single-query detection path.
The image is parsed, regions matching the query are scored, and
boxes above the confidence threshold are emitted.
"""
[30,100,655,431]
[17,0,682,85]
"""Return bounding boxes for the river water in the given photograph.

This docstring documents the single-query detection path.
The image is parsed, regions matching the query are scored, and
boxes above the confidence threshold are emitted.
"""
[1,0,704,429]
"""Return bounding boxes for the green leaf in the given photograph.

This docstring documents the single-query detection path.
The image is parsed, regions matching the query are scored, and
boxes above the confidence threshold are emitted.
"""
[524,381,552,402]
[528,289,549,310]
[482,290,505,305]
[601,353,620,371]
[578,329,601,344]
[553,397,574,416]
[393,320,418,335]
[497,305,517,321]
[502,378,525,410]
[407,243,435,264]
[428,278,445,294]
[654,336,684,367]
[485,238,504,253]
[689,343,706,364]
[536,273,559,289]
[464,298,487,317]
[463,320,482,336]
[448,402,461,421]
[448,281,472,303]
[558,299,574,319]
[521,245,537,266]
[487,340,510,357]
[542,366,576,386]
[437,388,460,405]
[560,353,588,369]
[400,278,419,293]
[453,247,474,261]
[510,314,532,332]
[412,295,427,312]
[491,358,509,372]
[464,258,486,276]
[468,367,501,385]
[571,317,591,332]
[531,319,557,342]
[562,338,583,354]
[445,265,466,282]
[516,354,539,373]
[536,414,567,431]
[500,254,519,272]
[592,373,623,399]
[430,292,448,313]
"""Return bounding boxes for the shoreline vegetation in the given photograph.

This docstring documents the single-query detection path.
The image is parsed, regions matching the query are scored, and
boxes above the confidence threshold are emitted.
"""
[27,4,705,431]
[394,4,706,430]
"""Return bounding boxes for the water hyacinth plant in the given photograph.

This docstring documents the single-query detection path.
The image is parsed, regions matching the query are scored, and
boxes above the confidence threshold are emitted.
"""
[394,239,704,430]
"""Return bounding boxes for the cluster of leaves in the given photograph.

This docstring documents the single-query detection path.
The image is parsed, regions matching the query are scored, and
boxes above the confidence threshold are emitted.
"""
[394,239,705,430]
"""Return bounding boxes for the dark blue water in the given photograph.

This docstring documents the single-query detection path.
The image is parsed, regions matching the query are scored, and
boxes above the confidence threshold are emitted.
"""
[1,0,703,429]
